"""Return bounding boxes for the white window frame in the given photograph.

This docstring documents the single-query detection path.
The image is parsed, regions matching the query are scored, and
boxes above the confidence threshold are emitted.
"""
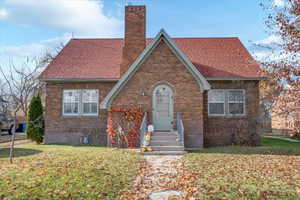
[81,89,99,116]
[208,90,226,116]
[62,89,99,117]
[62,90,80,116]
[208,89,246,117]
[227,89,246,116]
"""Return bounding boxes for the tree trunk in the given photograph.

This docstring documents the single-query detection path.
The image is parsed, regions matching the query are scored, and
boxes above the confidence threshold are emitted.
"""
[9,112,17,164]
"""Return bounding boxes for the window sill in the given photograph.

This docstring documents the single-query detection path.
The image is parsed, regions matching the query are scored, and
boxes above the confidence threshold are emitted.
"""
[208,114,247,119]
[62,114,99,118]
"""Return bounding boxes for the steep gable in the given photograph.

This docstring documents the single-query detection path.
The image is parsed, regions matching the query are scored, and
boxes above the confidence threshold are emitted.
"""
[100,29,211,109]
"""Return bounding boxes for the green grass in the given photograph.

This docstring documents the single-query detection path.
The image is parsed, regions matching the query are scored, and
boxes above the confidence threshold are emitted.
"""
[184,138,300,199]
[0,144,142,200]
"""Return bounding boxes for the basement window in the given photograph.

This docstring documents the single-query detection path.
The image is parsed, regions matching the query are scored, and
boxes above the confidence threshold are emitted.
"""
[63,89,99,116]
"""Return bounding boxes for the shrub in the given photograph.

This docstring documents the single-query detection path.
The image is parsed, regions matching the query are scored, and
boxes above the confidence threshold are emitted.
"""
[26,94,44,144]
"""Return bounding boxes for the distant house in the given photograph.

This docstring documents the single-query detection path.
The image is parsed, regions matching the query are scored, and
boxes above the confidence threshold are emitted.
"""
[39,5,266,149]
[272,100,300,135]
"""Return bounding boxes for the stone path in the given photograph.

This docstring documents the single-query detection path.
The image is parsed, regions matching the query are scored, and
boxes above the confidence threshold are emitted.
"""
[122,155,197,200]
[145,156,183,200]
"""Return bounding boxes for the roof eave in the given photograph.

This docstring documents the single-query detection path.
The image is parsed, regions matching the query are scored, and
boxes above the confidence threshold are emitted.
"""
[206,77,268,81]
[40,78,119,82]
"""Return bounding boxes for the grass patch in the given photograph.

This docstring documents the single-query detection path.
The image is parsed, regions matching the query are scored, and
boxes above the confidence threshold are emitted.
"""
[0,144,142,199]
[184,138,300,199]
[189,138,300,156]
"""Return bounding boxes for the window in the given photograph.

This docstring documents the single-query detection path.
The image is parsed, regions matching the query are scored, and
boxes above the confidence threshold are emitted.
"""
[63,89,99,116]
[82,90,98,115]
[228,90,245,115]
[208,89,245,116]
[63,90,80,115]
[208,90,225,115]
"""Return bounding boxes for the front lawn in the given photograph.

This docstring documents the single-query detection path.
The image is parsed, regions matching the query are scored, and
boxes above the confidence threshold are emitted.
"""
[184,138,300,199]
[0,145,142,199]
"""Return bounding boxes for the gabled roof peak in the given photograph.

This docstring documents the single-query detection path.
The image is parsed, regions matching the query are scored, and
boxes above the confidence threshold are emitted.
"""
[100,29,211,109]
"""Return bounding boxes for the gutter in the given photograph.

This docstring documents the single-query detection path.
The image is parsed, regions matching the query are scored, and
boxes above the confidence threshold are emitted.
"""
[206,77,268,81]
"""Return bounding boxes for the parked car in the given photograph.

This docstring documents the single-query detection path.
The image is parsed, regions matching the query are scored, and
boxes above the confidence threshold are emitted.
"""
[0,114,14,135]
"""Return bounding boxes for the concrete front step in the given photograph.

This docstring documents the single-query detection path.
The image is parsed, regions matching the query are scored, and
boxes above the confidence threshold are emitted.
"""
[151,136,178,142]
[155,131,178,133]
[154,131,177,135]
[145,131,184,153]
[151,146,184,151]
[141,151,187,155]
[150,140,181,146]
[154,132,177,135]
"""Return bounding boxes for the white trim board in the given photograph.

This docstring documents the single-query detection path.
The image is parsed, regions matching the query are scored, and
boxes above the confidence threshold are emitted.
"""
[100,29,211,109]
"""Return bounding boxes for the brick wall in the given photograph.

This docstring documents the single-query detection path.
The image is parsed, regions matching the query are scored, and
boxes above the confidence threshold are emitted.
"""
[204,80,261,146]
[44,82,115,145]
[112,40,204,148]
[120,6,146,75]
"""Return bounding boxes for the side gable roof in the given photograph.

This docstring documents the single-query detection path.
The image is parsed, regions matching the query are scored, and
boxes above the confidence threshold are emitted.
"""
[39,37,265,81]
[100,29,211,109]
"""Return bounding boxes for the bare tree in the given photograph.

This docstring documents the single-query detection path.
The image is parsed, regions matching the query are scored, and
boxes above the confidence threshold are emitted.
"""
[39,42,65,66]
[0,80,8,114]
[0,43,64,163]
[0,43,64,121]
[0,60,43,119]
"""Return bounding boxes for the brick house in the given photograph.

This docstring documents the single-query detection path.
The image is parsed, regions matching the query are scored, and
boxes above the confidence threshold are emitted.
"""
[272,100,300,135]
[39,5,266,149]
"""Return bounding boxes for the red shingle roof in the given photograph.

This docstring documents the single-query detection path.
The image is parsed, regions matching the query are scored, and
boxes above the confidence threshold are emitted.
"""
[39,37,263,80]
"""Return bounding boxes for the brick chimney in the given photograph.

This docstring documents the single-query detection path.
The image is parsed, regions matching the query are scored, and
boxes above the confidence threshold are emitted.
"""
[120,5,146,76]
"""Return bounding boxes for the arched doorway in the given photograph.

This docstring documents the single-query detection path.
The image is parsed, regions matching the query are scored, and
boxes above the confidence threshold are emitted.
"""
[152,84,174,131]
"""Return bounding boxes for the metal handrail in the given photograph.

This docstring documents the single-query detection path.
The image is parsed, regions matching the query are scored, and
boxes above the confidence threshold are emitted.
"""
[176,112,184,146]
[139,112,148,147]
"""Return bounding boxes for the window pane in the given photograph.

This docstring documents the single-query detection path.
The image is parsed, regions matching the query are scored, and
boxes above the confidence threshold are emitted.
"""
[208,91,225,102]
[83,103,91,113]
[82,90,98,103]
[64,103,79,114]
[229,103,244,114]
[209,103,224,114]
[64,90,80,102]
[91,103,97,113]
[228,91,244,102]
[64,103,72,113]
[72,103,79,113]
[83,103,98,114]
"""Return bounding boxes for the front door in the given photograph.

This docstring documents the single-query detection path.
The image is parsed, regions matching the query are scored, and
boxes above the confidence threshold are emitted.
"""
[153,84,173,131]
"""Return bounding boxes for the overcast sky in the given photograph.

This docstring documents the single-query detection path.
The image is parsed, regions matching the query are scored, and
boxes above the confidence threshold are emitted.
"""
[0,0,284,69]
